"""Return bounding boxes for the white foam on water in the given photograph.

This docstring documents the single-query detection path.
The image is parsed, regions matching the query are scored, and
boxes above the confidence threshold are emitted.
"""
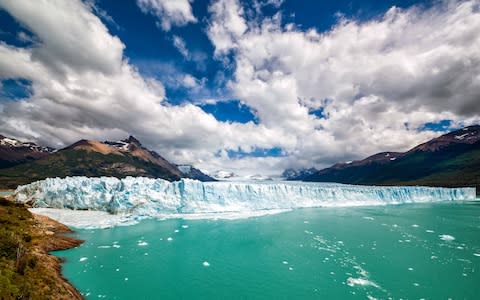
[167,237,173,241]
[439,234,455,241]
[79,257,88,262]
[473,253,480,257]
[181,225,189,228]
[137,241,148,246]
[17,177,476,229]
[97,246,111,249]
[426,230,435,233]
[202,261,210,267]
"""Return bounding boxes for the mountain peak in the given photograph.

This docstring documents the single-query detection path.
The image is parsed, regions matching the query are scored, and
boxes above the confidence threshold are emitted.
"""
[0,134,54,168]
[409,125,480,153]
[124,135,141,145]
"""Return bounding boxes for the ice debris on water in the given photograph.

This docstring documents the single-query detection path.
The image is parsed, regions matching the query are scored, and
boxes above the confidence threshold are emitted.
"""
[439,234,455,241]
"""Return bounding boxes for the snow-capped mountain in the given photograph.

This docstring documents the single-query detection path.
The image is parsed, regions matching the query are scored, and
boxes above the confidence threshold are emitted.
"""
[176,164,216,181]
[0,135,54,168]
[282,168,318,180]
[0,135,214,189]
[212,170,237,179]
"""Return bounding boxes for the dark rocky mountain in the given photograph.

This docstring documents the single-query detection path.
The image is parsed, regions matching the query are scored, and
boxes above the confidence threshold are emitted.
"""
[0,135,54,168]
[0,135,213,188]
[301,125,480,193]
[176,164,216,181]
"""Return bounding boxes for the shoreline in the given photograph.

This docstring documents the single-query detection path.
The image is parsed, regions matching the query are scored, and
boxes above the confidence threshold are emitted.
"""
[32,212,85,300]
[0,197,84,299]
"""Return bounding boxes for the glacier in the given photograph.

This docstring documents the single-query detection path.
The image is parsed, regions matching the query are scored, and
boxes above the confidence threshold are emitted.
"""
[15,177,476,228]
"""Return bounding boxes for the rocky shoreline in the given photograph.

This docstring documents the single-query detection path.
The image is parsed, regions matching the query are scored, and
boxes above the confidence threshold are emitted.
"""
[0,196,84,299]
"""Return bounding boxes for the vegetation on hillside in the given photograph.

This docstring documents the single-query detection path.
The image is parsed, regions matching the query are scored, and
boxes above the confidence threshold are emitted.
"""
[0,198,83,299]
[0,149,181,189]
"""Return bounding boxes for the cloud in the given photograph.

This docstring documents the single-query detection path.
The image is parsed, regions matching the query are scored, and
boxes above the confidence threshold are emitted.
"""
[1,0,479,177]
[0,0,283,176]
[207,0,247,57]
[206,0,480,170]
[172,35,189,59]
[136,0,197,31]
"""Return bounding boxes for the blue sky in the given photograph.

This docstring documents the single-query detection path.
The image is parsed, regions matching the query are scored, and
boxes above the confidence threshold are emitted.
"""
[89,0,431,107]
[0,0,479,175]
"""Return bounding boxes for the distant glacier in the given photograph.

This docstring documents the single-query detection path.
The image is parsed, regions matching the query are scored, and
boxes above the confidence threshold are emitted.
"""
[15,177,476,217]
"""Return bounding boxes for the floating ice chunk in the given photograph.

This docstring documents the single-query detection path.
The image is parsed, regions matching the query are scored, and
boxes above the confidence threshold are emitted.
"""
[473,253,480,257]
[181,225,189,228]
[408,267,414,271]
[124,278,128,281]
[97,245,111,249]
[203,261,210,267]
[411,224,419,228]
[79,257,88,262]
[289,267,293,271]
[439,234,455,241]
[426,230,435,233]
[346,277,380,288]
[174,229,179,233]
[115,268,120,272]
[167,237,173,241]
[112,244,121,248]
[137,241,148,246]
[363,217,375,220]
[282,261,289,265]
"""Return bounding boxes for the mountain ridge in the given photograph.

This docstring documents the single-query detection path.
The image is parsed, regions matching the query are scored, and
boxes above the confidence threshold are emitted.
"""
[295,125,480,194]
[0,135,213,188]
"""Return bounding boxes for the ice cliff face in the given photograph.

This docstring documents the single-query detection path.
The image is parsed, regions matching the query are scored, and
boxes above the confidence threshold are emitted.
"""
[14,177,476,217]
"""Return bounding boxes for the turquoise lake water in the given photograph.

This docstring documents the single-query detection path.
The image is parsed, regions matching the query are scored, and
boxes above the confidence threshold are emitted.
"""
[55,202,480,299]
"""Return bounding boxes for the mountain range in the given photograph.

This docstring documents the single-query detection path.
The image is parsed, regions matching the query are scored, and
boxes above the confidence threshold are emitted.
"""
[0,135,54,168]
[287,125,480,193]
[0,135,214,189]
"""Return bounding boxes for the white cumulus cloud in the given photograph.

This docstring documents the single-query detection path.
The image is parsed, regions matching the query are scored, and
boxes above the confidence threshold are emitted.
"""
[136,0,197,31]
[1,0,479,177]
[207,0,480,170]
[0,0,282,175]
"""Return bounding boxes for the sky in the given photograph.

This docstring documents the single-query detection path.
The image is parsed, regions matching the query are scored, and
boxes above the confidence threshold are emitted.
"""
[0,0,479,176]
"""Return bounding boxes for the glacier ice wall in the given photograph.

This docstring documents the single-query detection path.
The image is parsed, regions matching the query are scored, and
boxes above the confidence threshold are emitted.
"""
[15,177,476,217]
